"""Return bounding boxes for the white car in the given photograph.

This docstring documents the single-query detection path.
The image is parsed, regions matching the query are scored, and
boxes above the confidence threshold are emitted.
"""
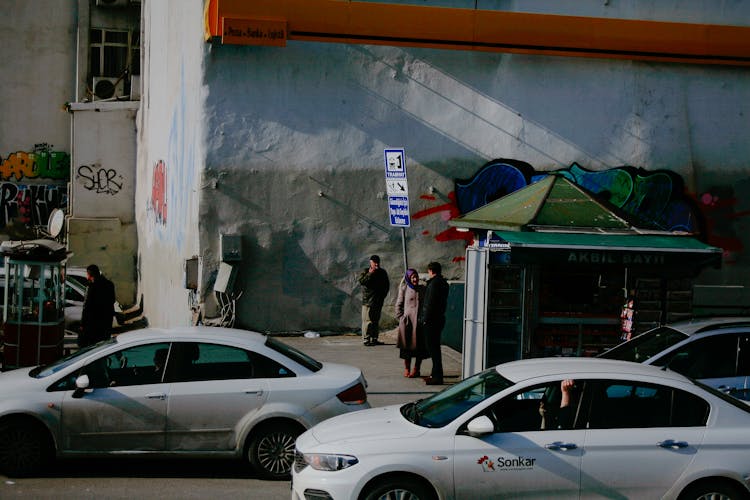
[292,358,750,500]
[599,317,750,401]
[0,327,369,478]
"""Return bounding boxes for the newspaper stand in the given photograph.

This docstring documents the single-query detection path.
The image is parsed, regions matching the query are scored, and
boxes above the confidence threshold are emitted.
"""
[1,239,68,370]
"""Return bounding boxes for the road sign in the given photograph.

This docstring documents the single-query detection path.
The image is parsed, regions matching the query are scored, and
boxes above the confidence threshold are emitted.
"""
[384,149,407,179]
[383,148,410,227]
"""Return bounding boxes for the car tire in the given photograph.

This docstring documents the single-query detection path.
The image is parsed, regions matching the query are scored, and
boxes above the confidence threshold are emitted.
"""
[246,422,302,480]
[0,418,52,477]
[362,476,436,500]
[679,480,749,500]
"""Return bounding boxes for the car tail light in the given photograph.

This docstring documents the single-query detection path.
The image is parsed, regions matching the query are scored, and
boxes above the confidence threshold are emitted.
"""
[336,382,367,405]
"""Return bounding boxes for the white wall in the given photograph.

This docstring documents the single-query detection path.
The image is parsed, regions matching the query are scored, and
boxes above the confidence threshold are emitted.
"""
[136,0,203,327]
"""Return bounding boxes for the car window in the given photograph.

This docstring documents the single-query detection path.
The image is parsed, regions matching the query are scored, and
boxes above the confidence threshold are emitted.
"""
[652,334,739,379]
[406,368,513,428]
[486,380,584,432]
[738,334,750,377]
[265,336,322,372]
[586,380,709,429]
[88,342,171,388]
[165,342,294,383]
[599,326,687,362]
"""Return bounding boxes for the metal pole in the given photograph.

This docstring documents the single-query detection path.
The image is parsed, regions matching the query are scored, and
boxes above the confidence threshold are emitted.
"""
[401,227,408,274]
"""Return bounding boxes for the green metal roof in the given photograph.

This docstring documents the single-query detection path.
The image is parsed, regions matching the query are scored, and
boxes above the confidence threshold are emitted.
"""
[449,175,630,231]
[494,230,721,253]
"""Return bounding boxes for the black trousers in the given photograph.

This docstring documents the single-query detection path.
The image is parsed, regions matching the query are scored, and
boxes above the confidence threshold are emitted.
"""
[424,318,445,380]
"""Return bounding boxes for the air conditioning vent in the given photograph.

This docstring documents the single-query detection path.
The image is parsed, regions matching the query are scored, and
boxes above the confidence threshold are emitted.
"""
[96,0,129,6]
[92,77,125,101]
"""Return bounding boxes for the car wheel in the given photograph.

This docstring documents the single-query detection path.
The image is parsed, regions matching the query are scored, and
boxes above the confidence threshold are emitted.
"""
[247,422,302,480]
[362,476,435,500]
[0,419,52,477]
[679,480,749,500]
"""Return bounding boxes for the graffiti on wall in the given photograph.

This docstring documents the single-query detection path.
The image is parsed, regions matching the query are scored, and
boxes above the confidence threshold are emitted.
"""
[76,164,124,195]
[0,183,66,229]
[150,160,167,225]
[413,159,743,262]
[0,144,69,181]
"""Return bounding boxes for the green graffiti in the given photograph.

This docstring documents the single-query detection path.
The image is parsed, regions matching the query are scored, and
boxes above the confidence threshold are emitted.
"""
[0,150,70,181]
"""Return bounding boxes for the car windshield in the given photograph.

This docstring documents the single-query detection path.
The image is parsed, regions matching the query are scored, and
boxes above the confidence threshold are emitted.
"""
[265,336,322,372]
[31,337,117,378]
[402,368,513,428]
[598,326,688,362]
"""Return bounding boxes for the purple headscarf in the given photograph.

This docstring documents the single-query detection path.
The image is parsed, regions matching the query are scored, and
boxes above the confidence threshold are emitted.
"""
[405,268,419,289]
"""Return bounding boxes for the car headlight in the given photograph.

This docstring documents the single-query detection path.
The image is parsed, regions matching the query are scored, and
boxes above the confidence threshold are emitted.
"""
[304,453,359,471]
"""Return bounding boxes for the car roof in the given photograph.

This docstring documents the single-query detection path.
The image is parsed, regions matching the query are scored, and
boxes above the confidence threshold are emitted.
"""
[663,316,750,335]
[495,357,691,384]
[113,326,268,346]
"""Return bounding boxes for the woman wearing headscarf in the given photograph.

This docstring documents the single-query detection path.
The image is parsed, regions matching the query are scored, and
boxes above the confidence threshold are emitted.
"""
[395,268,429,377]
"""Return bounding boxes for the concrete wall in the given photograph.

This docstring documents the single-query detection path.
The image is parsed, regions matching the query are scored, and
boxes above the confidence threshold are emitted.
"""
[139,0,750,332]
[0,0,75,155]
[136,0,203,327]
[68,102,138,302]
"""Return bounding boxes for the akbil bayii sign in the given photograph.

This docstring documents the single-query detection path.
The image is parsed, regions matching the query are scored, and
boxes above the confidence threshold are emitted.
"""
[566,251,666,266]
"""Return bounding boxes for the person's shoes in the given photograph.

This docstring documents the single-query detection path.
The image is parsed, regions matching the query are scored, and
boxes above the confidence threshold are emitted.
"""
[404,369,410,377]
[369,340,385,346]
[363,341,373,346]
[424,377,443,385]
[408,370,421,378]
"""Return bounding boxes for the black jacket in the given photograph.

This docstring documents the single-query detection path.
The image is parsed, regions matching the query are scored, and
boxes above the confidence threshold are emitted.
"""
[358,268,390,307]
[422,274,449,325]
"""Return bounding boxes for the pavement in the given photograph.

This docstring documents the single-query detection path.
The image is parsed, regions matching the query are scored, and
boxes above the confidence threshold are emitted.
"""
[280,327,463,407]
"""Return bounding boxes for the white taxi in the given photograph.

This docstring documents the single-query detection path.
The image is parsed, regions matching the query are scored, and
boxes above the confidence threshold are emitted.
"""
[292,358,750,500]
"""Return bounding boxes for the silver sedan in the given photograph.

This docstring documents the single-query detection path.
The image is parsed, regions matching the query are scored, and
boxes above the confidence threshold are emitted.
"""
[0,326,369,479]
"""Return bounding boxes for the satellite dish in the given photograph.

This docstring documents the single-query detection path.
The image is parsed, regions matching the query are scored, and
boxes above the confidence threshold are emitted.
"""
[47,209,65,238]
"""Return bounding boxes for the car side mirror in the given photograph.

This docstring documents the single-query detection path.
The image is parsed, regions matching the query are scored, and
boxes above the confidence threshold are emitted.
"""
[466,415,495,437]
[72,374,90,399]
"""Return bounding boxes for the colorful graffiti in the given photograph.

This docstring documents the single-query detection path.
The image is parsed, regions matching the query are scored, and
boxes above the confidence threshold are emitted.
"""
[76,164,124,195]
[150,160,167,225]
[0,183,66,229]
[413,159,742,261]
[0,144,69,181]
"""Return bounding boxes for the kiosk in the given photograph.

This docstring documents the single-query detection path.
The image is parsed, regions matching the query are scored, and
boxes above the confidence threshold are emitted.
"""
[1,239,68,370]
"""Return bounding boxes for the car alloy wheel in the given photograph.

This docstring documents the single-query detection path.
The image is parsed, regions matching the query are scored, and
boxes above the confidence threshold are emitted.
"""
[248,422,302,480]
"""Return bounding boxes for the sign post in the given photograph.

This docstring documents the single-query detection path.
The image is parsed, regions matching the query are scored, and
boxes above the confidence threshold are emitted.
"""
[384,148,410,273]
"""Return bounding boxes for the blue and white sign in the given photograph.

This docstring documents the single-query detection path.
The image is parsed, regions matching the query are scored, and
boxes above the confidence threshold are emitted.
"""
[384,148,407,179]
[384,148,410,227]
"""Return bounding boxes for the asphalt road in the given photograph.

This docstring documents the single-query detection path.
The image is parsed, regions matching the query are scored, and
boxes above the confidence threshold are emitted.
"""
[0,331,463,499]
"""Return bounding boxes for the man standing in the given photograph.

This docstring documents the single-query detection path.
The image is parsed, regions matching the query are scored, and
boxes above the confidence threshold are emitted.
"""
[79,264,116,348]
[422,261,449,385]
[358,255,390,346]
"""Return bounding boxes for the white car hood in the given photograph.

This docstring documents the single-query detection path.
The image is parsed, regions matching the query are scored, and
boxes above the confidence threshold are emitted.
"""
[308,404,428,445]
[0,366,43,393]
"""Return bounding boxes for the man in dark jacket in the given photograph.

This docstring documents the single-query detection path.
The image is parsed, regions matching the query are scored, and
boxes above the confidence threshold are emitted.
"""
[358,255,390,346]
[79,264,116,348]
[422,261,449,385]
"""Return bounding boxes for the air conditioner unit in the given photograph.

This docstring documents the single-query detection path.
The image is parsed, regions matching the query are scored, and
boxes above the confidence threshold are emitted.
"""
[96,0,129,7]
[92,77,125,101]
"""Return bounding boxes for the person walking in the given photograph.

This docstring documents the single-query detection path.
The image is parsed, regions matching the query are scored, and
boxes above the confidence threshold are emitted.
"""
[395,268,429,378]
[358,255,390,346]
[421,261,449,385]
[79,264,116,348]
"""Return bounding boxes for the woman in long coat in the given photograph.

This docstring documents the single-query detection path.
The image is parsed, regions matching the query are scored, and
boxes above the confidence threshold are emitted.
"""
[395,268,429,378]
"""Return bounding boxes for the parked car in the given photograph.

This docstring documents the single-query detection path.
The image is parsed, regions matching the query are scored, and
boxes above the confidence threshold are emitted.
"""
[599,317,750,401]
[293,358,750,500]
[0,326,369,478]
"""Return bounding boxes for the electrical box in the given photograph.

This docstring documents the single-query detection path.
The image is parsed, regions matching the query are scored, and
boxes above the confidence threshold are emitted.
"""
[220,234,242,262]
[184,257,199,290]
[214,262,236,294]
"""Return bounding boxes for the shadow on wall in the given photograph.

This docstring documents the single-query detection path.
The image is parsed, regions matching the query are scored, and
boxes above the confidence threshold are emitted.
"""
[226,231,354,332]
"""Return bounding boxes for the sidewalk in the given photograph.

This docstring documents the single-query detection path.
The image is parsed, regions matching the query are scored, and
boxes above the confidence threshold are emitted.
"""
[281,328,463,407]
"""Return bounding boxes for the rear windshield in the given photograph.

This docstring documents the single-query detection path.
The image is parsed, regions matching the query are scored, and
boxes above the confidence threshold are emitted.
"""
[265,336,322,372]
[599,326,687,362]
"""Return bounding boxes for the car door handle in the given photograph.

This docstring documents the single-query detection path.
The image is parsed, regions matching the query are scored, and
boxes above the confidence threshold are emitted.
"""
[146,392,167,400]
[245,389,264,396]
[657,440,689,449]
[545,441,578,451]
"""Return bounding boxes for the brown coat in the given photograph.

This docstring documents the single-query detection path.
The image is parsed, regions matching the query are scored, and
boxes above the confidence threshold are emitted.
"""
[395,281,428,358]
